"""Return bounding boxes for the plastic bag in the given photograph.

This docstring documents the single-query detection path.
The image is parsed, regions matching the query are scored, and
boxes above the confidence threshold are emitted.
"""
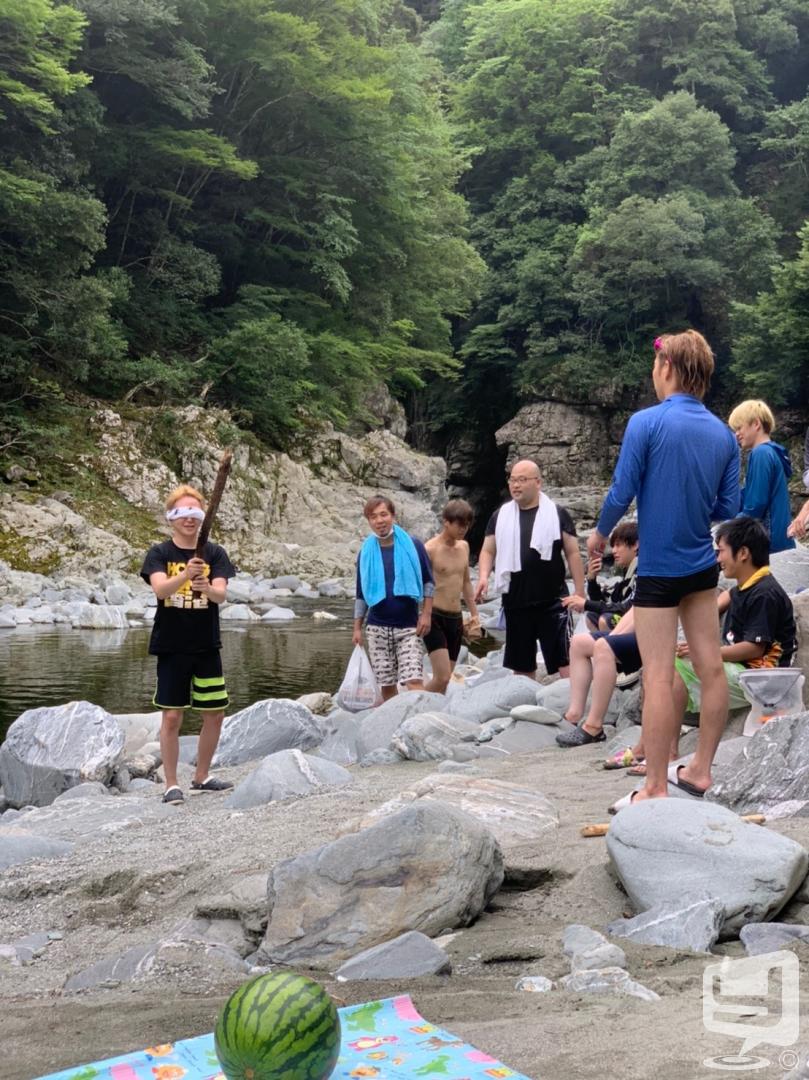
[336,644,381,712]
[738,668,805,736]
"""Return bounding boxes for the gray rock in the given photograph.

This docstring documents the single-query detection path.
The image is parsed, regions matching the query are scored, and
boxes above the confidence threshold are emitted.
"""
[196,874,268,938]
[355,691,446,757]
[563,925,626,972]
[316,716,362,765]
[769,546,809,598]
[510,704,563,725]
[487,720,562,753]
[260,606,296,622]
[0,701,125,808]
[11,931,53,965]
[273,575,301,591]
[113,712,162,755]
[317,580,347,598]
[0,792,173,843]
[739,922,809,956]
[708,713,809,815]
[359,748,402,767]
[65,602,129,629]
[226,749,351,809]
[53,781,109,802]
[220,603,258,621]
[226,578,253,603]
[129,778,157,791]
[0,831,74,870]
[260,801,504,969]
[614,685,643,731]
[334,930,451,980]
[296,692,334,716]
[607,799,809,936]
[177,734,198,765]
[436,760,480,774]
[558,966,660,1002]
[391,711,481,761]
[348,773,557,854]
[104,583,131,606]
[447,675,540,725]
[515,975,554,992]
[607,898,725,954]
[213,699,323,766]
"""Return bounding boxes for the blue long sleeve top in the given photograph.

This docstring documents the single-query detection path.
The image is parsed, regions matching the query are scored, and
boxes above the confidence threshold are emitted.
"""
[739,440,795,553]
[596,394,740,577]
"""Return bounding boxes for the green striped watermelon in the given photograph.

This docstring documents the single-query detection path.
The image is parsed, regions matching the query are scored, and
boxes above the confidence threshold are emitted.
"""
[214,971,341,1080]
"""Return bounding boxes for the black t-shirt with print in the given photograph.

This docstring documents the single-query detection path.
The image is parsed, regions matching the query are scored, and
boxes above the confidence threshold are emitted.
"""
[141,540,235,655]
[485,504,577,609]
[723,573,796,667]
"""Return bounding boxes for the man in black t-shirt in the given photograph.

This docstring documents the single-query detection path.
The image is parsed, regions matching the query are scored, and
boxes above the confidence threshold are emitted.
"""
[141,484,236,804]
[475,460,585,676]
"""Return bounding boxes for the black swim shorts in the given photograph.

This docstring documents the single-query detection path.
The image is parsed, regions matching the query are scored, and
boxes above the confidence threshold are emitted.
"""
[590,631,642,675]
[632,564,719,609]
[504,600,572,675]
[423,608,464,662]
[153,650,228,711]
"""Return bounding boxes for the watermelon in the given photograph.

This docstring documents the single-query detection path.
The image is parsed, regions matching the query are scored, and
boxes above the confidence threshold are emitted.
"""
[214,971,341,1080]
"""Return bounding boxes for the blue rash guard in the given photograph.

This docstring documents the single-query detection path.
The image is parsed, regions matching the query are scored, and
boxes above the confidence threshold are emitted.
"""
[596,394,740,577]
[739,440,795,553]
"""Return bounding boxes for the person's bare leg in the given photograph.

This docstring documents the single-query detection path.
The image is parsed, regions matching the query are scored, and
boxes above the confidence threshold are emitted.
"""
[194,710,224,783]
[676,589,727,792]
[160,709,183,790]
[404,679,425,692]
[425,649,452,693]
[566,634,595,724]
[634,606,680,800]
[381,684,398,701]
[582,639,618,736]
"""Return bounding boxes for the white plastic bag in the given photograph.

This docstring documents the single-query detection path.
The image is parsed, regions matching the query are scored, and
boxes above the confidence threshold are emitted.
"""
[336,645,381,712]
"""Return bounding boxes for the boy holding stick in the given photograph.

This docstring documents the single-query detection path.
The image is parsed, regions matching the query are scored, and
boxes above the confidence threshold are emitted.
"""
[141,483,235,804]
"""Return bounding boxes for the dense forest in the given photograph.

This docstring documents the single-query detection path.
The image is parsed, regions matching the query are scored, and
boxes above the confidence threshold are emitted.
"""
[3,0,809,468]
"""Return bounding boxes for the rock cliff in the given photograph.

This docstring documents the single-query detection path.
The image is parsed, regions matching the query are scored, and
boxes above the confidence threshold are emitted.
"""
[0,401,446,581]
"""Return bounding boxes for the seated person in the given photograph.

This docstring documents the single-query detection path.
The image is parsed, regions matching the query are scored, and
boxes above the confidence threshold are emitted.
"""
[556,606,640,747]
[565,522,638,631]
[620,516,796,793]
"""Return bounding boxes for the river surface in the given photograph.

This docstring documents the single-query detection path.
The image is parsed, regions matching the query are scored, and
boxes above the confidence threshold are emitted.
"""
[0,600,356,743]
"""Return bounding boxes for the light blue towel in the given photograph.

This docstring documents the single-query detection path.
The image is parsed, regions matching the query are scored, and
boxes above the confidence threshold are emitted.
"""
[359,524,423,608]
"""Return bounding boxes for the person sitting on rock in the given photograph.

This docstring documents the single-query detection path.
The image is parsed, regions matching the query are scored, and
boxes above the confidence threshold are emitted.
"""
[728,399,795,553]
[565,521,638,631]
[611,516,796,810]
[141,484,236,804]
[555,607,642,748]
[423,499,481,694]
[353,495,434,701]
[474,459,585,679]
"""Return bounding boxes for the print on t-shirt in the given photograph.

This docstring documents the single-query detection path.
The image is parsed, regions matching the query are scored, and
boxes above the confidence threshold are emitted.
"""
[165,558,211,609]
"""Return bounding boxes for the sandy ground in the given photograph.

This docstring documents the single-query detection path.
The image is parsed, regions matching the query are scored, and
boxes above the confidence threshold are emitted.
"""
[3,742,809,1080]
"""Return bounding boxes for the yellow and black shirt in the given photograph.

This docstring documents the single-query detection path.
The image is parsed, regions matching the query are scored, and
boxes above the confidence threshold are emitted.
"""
[140,540,235,655]
[722,567,796,668]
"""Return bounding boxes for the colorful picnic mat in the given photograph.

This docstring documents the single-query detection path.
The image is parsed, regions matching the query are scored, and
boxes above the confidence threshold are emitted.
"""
[37,993,534,1080]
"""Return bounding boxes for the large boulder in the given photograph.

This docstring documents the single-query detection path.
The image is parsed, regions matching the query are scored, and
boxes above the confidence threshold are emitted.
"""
[213,699,323,766]
[391,711,480,761]
[225,750,352,809]
[709,713,809,816]
[64,602,129,629]
[446,675,540,725]
[355,691,446,757]
[607,799,808,936]
[316,715,363,766]
[112,712,162,756]
[260,801,504,968]
[0,702,125,808]
[334,931,451,980]
[347,773,558,855]
[0,830,74,871]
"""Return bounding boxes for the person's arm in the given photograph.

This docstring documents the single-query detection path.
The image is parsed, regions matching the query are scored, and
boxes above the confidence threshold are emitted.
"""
[191,575,227,604]
[562,531,585,598]
[788,497,809,539]
[415,538,434,636]
[149,559,200,600]
[462,560,480,622]
[475,535,496,602]
[737,447,769,520]
[803,426,809,489]
[353,561,366,645]
[717,588,732,614]
[594,414,647,543]
[720,640,766,663]
[711,438,742,521]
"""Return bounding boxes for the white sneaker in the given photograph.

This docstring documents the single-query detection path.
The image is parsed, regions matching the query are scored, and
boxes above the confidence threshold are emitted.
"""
[615,669,641,689]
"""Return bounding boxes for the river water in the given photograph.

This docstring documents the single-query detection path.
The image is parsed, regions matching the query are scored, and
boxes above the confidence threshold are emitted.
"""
[0,600,355,743]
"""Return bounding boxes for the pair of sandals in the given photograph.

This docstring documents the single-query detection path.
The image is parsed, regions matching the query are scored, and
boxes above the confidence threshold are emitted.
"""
[609,763,708,814]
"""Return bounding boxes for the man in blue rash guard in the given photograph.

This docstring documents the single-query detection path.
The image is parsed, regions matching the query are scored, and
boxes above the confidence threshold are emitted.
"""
[587,330,740,809]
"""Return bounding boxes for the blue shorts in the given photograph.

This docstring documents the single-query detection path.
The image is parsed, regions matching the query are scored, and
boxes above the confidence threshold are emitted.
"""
[591,631,642,675]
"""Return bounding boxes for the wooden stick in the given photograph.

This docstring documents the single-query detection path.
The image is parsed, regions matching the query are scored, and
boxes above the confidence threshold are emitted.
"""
[194,449,233,566]
[581,813,766,838]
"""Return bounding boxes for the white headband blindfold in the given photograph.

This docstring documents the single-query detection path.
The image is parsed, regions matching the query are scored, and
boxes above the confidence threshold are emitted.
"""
[166,506,205,523]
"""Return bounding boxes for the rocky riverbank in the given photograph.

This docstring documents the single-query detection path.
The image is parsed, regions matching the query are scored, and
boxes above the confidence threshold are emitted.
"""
[5,635,809,1078]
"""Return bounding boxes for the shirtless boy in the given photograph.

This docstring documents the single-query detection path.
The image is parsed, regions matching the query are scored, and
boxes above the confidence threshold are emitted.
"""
[423,499,481,693]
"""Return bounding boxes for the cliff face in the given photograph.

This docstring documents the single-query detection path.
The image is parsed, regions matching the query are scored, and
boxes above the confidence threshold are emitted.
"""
[0,403,446,581]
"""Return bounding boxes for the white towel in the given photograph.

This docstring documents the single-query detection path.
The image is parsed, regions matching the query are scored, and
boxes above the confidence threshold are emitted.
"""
[494,494,561,595]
